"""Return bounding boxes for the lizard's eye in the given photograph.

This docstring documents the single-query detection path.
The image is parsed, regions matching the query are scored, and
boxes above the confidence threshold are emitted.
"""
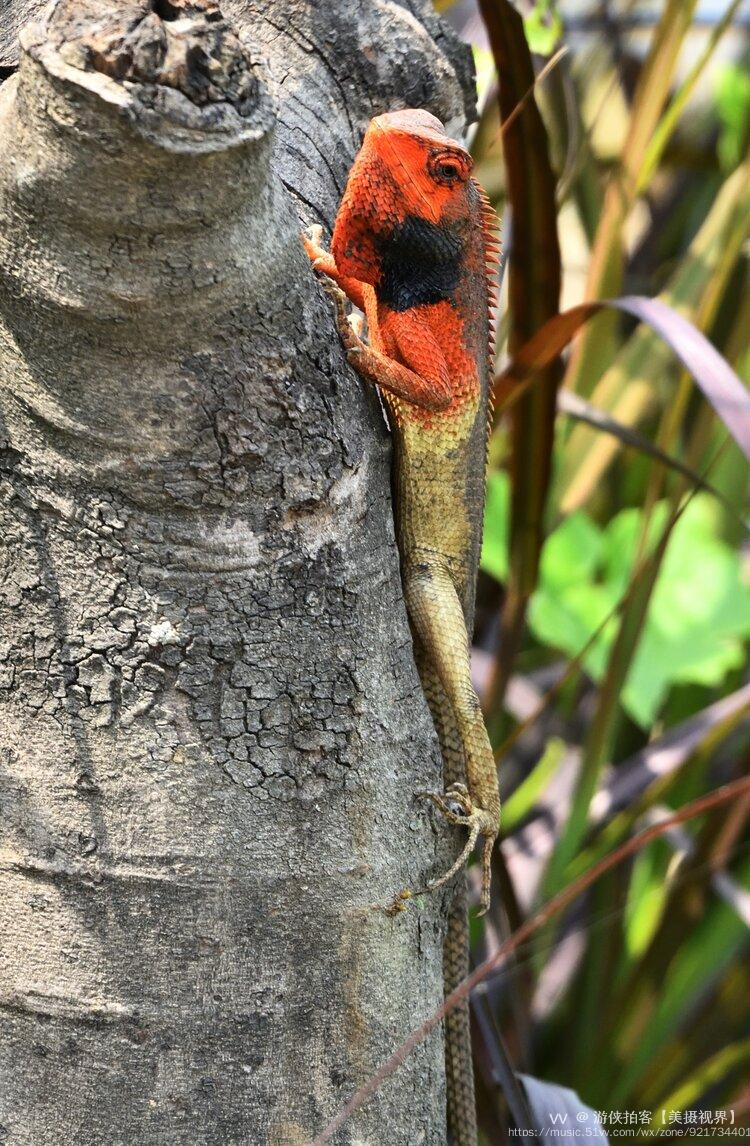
[428,152,469,185]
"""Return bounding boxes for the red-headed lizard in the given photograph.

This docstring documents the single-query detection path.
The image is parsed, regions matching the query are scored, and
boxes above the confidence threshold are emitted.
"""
[303,108,501,1145]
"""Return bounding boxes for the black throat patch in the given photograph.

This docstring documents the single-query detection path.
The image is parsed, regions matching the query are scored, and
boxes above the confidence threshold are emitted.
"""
[376,214,464,311]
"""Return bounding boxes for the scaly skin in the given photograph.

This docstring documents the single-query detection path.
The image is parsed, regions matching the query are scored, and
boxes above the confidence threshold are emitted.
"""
[303,109,500,1145]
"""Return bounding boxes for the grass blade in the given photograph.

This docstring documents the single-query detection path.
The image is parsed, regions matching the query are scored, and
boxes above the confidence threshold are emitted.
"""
[609,852,750,1105]
[565,0,699,395]
[591,684,750,824]
[637,0,746,193]
[478,0,562,706]
[502,737,567,834]
[559,155,750,509]
[652,1038,750,1122]
[558,389,749,530]
[540,499,675,893]
[494,297,750,462]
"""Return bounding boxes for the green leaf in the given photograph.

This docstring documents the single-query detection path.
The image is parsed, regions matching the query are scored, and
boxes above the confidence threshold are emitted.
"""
[624,839,672,958]
[502,736,566,832]
[527,494,750,728]
[539,511,603,591]
[530,582,617,682]
[716,62,750,170]
[622,497,750,723]
[523,3,563,57]
[481,469,510,583]
[601,504,669,596]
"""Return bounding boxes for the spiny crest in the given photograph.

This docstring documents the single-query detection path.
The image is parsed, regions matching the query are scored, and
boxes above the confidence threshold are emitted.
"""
[472,178,502,433]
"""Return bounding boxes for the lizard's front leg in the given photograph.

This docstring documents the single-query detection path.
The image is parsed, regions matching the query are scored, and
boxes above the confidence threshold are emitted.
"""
[405,558,500,914]
[317,277,454,411]
[302,224,367,313]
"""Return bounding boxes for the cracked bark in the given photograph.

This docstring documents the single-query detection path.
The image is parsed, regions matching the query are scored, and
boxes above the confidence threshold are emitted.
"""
[0,1,476,1142]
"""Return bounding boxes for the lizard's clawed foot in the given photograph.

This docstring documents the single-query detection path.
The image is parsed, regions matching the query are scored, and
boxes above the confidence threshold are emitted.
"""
[319,275,368,361]
[302,223,327,265]
[303,226,341,281]
[301,228,367,362]
[416,783,497,914]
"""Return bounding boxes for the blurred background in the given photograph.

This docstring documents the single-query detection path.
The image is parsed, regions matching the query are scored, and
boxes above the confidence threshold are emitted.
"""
[433,0,750,1138]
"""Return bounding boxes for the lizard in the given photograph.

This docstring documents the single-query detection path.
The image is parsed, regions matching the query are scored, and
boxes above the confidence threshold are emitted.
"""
[303,108,501,1146]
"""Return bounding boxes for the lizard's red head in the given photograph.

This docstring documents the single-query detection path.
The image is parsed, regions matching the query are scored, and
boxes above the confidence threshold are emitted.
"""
[331,109,476,299]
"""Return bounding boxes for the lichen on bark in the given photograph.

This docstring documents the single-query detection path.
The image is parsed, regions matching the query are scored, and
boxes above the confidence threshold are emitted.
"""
[0,1,475,1141]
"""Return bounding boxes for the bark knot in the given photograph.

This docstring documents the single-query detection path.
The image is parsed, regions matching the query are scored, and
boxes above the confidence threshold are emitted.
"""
[45,0,257,112]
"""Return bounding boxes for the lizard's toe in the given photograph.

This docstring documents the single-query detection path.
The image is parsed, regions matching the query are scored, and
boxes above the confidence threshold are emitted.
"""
[302,227,332,271]
[316,283,367,356]
[320,274,344,299]
[416,786,498,904]
[477,834,495,916]
[416,788,470,825]
[348,313,364,338]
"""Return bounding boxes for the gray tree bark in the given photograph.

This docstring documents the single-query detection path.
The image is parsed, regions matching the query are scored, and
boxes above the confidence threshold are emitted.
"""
[0,1,476,1143]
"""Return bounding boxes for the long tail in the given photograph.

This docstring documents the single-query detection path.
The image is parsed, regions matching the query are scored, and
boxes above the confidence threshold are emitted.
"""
[444,881,477,1145]
[415,655,478,1142]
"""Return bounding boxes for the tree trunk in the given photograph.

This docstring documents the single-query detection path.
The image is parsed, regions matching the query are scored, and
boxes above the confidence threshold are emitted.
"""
[0,1,476,1142]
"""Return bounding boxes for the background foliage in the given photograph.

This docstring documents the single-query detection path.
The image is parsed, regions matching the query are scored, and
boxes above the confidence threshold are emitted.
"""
[436,0,750,1138]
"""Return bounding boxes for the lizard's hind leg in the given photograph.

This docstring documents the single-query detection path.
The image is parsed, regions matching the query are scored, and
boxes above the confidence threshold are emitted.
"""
[405,558,500,913]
